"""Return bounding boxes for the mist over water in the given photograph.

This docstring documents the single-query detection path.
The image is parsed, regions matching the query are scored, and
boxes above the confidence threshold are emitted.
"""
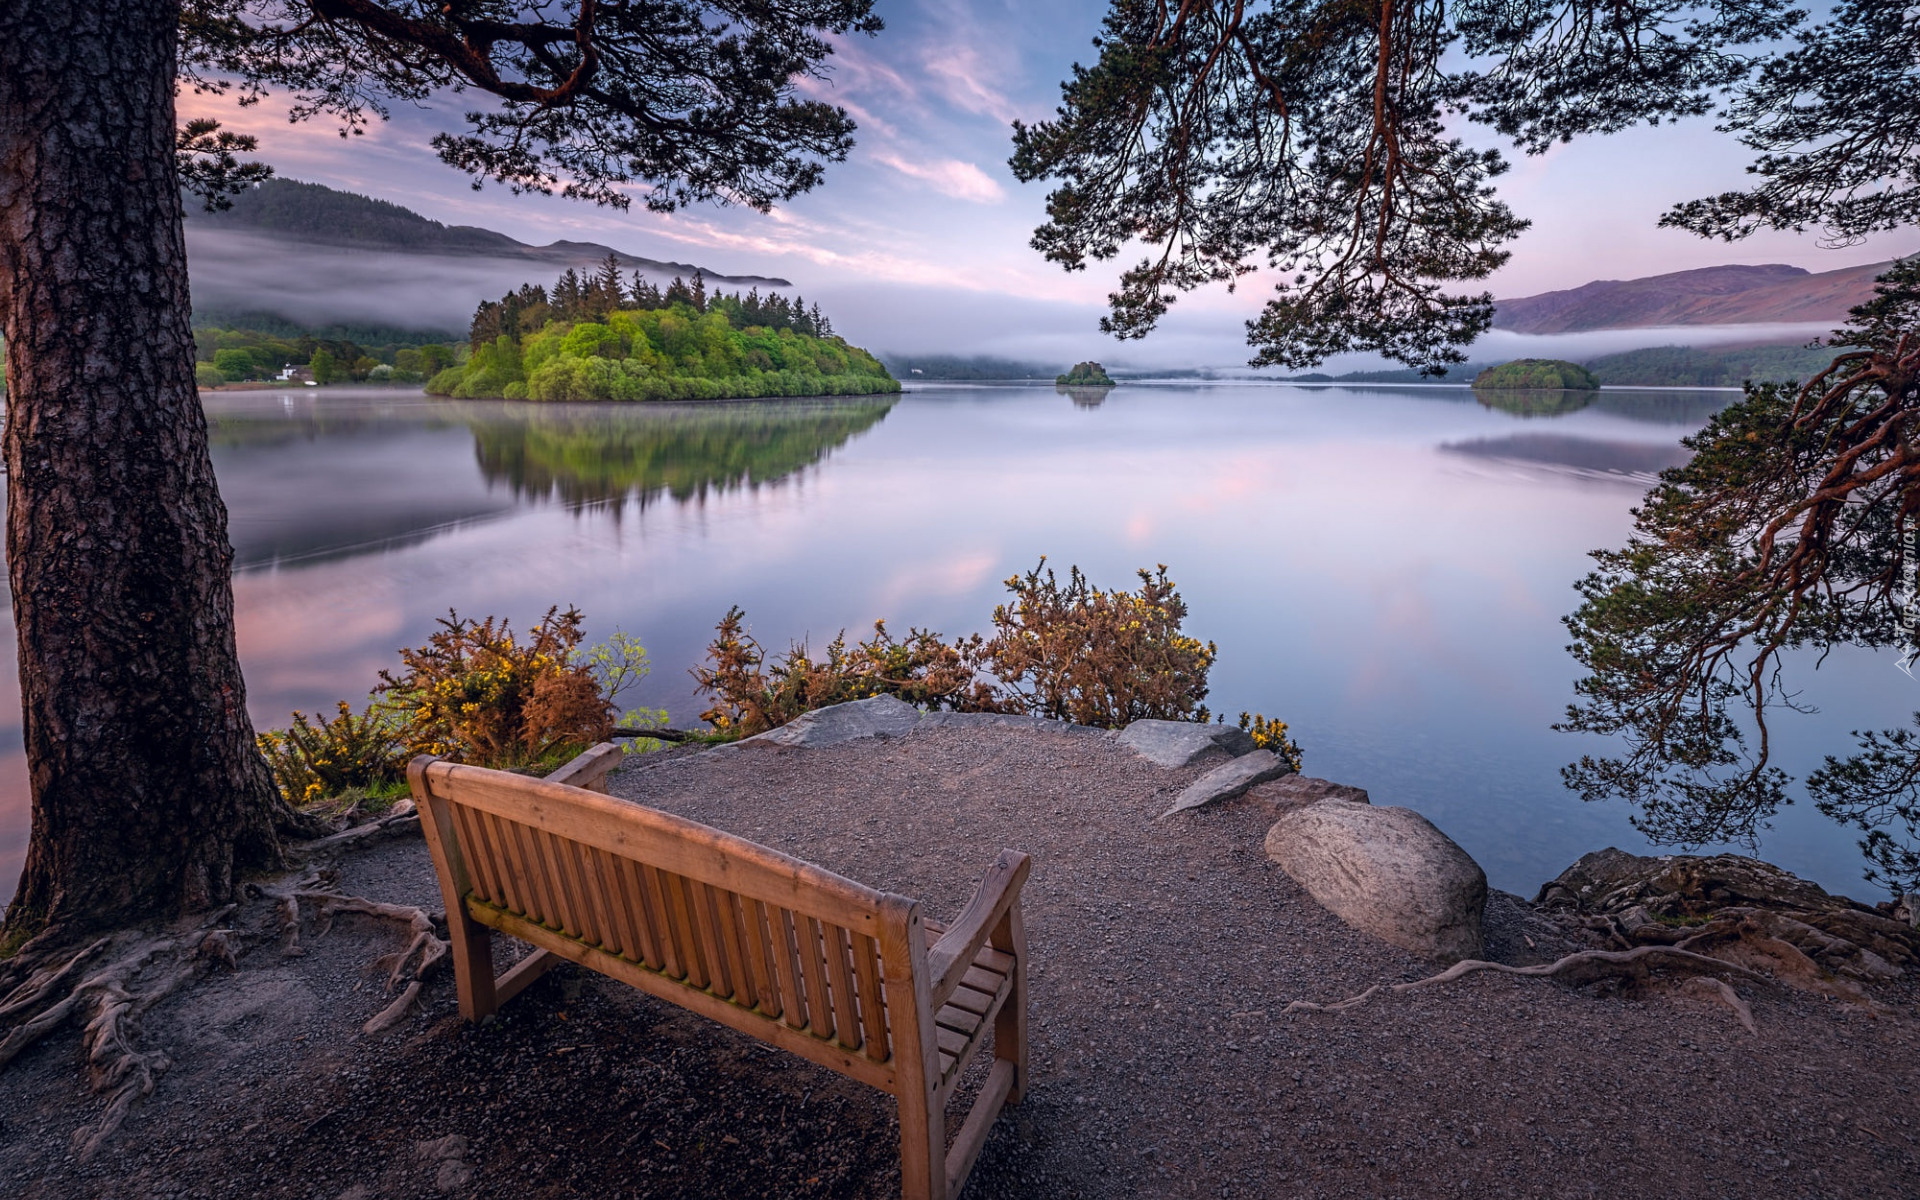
[184,227,1836,374]
[1,382,1907,908]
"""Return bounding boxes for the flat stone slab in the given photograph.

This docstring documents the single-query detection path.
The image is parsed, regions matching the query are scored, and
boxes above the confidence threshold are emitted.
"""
[1118,719,1258,768]
[1160,750,1292,817]
[917,710,1103,736]
[748,694,923,748]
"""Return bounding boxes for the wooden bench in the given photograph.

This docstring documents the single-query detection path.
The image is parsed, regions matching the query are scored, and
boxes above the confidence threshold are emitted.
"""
[408,744,1032,1200]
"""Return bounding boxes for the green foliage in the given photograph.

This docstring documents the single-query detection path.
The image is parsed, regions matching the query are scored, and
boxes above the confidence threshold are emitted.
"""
[256,701,406,807]
[1009,0,1915,372]
[1472,359,1600,390]
[377,607,615,770]
[695,560,1253,739]
[582,630,668,731]
[212,347,258,382]
[464,398,895,508]
[1559,258,1920,887]
[428,297,898,403]
[1056,361,1115,386]
[309,348,338,385]
[1237,713,1304,773]
[1582,343,1842,388]
[194,361,224,390]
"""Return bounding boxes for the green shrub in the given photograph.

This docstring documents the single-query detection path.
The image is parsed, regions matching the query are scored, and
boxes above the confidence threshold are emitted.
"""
[257,701,406,806]
[1237,712,1304,772]
[377,607,615,769]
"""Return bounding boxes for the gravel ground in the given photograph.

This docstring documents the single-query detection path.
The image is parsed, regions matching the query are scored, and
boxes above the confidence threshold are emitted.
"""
[3,722,1917,1199]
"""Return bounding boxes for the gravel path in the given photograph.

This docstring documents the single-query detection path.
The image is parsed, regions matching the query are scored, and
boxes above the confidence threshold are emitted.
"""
[3,722,1916,1199]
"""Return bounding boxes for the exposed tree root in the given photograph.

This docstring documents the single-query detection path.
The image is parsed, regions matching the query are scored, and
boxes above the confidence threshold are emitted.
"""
[0,908,238,1158]
[1283,945,1765,1020]
[258,873,448,1034]
[292,798,420,862]
[1,862,451,1158]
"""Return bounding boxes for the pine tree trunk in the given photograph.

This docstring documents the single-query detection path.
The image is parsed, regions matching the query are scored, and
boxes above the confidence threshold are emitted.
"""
[0,0,285,936]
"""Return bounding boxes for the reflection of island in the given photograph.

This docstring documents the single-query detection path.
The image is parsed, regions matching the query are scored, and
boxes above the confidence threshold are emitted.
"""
[1470,388,1596,418]
[1056,384,1114,409]
[458,397,895,508]
[1441,433,1691,479]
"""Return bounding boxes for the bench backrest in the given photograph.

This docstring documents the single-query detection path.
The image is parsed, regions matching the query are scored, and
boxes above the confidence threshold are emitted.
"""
[414,758,910,1068]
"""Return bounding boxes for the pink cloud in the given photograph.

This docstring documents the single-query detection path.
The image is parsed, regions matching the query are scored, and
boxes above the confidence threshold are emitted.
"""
[870,153,1005,203]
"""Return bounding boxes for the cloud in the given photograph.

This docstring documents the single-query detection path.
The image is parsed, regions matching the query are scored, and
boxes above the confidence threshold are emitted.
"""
[870,153,1006,203]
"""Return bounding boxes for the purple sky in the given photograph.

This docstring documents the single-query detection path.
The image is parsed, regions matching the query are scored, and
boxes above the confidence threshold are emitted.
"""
[182,1,1913,370]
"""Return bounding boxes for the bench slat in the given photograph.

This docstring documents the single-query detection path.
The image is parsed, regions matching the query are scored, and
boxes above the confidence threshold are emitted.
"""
[640,864,685,980]
[798,915,837,1042]
[473,900,897,1093]
[771,907,811,1032]
[425,761,884,933]
[822,921,862,1054]
[852,931,890,1063]
[744,899,783,1019]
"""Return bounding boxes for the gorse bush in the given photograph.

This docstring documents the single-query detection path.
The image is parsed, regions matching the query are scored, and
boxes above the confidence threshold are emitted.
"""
[377,607,616,769]
[694,610,1004,734]
[258,610,658,806]
[981,562,1215,728]
[1237,713,1304,773]
[257,701,406,806]
[694,560,1281,746]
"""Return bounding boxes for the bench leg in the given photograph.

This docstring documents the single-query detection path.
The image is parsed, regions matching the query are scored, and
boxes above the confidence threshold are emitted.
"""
[447,905,499,1022]
[991,905,1029,1105]
[897,1083,947,1200]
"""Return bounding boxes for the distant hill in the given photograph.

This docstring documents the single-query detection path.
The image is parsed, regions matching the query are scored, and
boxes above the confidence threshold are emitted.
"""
[1492,260,1894,333]
[187,178,790,287]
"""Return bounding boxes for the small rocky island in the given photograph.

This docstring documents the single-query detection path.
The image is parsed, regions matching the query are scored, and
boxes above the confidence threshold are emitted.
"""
[1055,360,1116,386]
[1473,357,1600,390]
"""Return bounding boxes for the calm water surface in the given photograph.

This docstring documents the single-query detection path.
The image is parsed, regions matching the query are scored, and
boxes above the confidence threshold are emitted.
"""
[0,383,1908,901]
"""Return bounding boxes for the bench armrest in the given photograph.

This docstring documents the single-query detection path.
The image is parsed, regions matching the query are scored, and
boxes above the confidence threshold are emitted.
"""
[546,742,624,793]
[927,849,1031,1007]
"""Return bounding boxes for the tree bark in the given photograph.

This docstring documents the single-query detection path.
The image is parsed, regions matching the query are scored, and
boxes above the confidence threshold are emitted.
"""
[0,0,285,936]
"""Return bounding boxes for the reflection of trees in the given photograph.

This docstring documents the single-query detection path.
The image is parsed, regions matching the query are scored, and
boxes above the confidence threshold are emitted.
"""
[1470,387,1733,425]
[1470,388,1594,418]
[457,398,895,508]
[1056,384,1113,409]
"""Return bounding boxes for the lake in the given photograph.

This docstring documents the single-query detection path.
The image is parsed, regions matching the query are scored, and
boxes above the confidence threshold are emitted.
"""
[0,382,1908,903]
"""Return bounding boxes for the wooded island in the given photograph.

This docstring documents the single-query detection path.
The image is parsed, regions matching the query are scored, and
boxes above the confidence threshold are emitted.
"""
[427,258,899,402]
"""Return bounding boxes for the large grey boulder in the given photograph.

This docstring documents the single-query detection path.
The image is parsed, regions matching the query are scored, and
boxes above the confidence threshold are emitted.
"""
[1160,750,1292,817]
[1118,719,1257,768]
[749,694,922,748]
[1264,803,1487,961]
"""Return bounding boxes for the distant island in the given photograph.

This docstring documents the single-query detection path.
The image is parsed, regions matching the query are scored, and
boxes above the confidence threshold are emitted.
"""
[425,259,899,402]
[1057,361,1116,386]
[1472,359,1600,390]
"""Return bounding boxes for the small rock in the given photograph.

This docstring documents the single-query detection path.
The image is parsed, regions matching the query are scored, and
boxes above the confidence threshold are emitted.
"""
[435,1160,475,1193]
[1117,719,1257,768]
[1264,802,1487,961]
[414,1135,469,1162]
[748,695,922,748]
[1160,750,1292,816]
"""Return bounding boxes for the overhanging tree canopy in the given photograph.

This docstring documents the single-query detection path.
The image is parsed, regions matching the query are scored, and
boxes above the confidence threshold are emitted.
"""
[0,0,880,943]
[1010,0,1912,373]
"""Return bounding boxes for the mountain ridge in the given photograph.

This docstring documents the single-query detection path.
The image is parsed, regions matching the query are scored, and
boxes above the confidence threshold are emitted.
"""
[186,178,792,288]
[1492,259,1895,333]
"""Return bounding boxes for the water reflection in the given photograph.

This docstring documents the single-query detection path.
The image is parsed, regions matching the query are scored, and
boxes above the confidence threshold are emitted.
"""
[1,382,1905,906]
[459,398,895,509]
